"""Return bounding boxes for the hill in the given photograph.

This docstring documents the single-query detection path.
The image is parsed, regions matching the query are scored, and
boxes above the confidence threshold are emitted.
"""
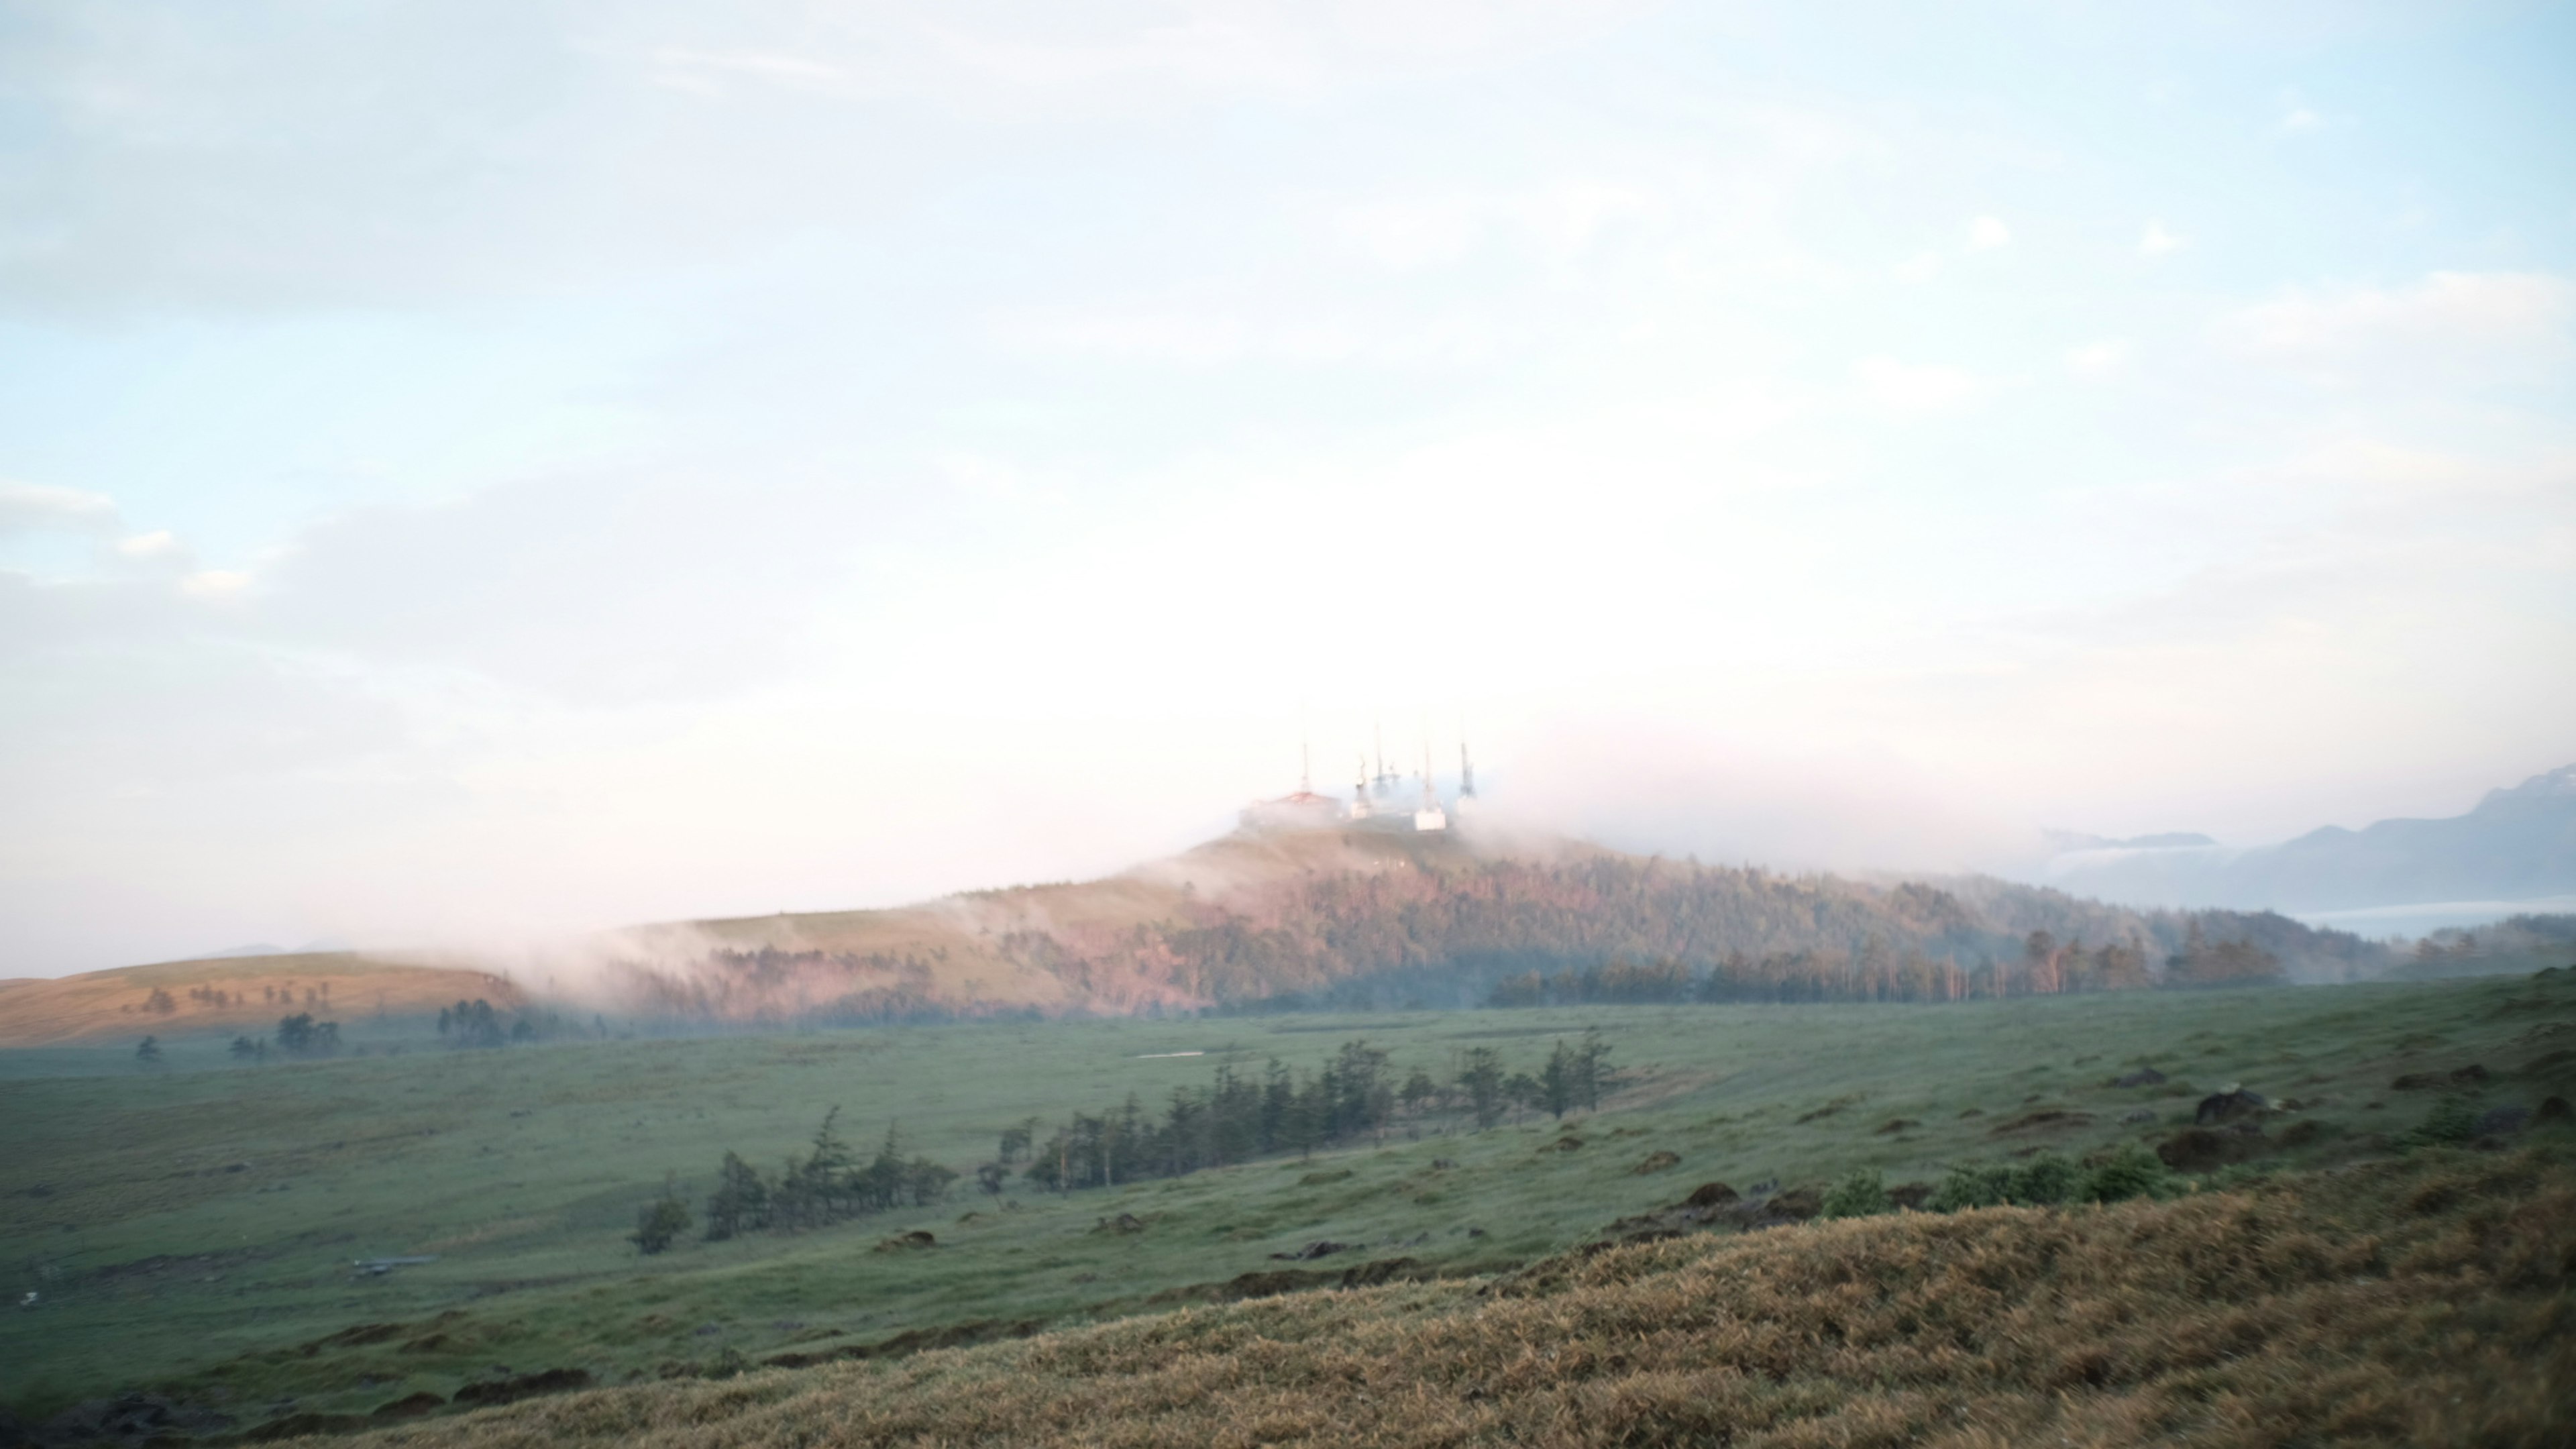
[2045,763,2576,915]
[0,824,2416,1045]
[0,954,522,1050]
[188,1148,2576,1448]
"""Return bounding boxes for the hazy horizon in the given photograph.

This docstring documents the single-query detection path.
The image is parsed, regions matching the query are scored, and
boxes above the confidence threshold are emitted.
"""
[5,1,2573,977]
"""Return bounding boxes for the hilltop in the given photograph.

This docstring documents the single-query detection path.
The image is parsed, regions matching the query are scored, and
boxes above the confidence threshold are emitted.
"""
[0,823,2424,1046]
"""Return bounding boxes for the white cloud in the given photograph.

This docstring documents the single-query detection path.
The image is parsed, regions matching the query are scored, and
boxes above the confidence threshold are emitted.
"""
[0,481,119,534]
[1854,355,1986,416]
[2139,220,2187,256]
[115,530,184,559]
[2064,337,2131,377]
[178,569,252,598]
[1966,215,2012,251]
[2221,270,2574,382]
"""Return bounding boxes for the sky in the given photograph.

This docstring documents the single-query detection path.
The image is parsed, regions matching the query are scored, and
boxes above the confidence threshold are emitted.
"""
[3,0,2573,976]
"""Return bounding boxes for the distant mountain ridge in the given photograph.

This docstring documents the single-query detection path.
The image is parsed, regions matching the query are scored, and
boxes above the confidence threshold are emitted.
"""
[3,825,2411,1045]
[2044,764,2576,914]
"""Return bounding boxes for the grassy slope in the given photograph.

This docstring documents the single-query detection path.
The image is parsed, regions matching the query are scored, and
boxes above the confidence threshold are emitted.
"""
[5,969,2574,1434]
[0,955,524,1049]
[293,1148,2576,1448]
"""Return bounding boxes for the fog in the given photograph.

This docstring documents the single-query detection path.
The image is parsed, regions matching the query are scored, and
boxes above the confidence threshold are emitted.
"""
[3,2,2572,977]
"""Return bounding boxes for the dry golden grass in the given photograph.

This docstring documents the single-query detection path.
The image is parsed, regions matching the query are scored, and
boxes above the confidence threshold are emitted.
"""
[313,1149,2575,1449]
[0,954,521,1046]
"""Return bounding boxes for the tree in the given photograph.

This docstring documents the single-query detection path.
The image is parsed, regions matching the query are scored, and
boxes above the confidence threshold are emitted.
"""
[228,1035,261,1061]
[702,1152,769,1241]
[633,1177,692,1254]
[144,987,176,1014]
[975,1161,1010,1199]
[1457,1049,1506,1130]
[135,1036,162,1065]
[1540,1040,1577,1120]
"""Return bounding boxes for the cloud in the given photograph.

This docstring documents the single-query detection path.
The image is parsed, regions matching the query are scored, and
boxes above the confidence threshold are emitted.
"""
[2139,220,2186,256]
[1966,215,2012,250]
[1853,355,1987,416]
[0,482,119,535]
[2064,337,2130,377]
[2218,270,2574,389]
[115,530,184,560]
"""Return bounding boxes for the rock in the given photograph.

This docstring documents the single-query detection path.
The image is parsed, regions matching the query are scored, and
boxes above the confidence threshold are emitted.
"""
[1764,1187,1821,1221]
[1267,1240,1350,1262]
[1631,1150,1681,1175]
[2113,1067,2167,1088]
[2538,1096,2573,1124]
[2122,1108,2158,1124]
[871,1230,936,1252]
[2475,1105,2532,1137]
[2194,1089,2269,1126]
[1539,1136,1584,1153]
[1093,1213,1146,1235]
[1990,1110,2095,1134]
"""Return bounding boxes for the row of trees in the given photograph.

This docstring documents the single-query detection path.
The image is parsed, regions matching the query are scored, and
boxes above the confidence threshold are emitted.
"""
[1008,1034,1614,1195]
[649,1036,1614,1250]
[1478,930,2273,1009]
[682,1110,959,1248]
[435,998,586,1047]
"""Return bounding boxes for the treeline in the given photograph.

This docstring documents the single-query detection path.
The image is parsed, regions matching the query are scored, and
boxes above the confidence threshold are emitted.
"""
[653,1036,1611,1250]
[651,1110,959,1252]
[1006,1034,1614,1194]
[226,1012,342,1061]
[437,998,590,1047]
[1479,927,2275,1008]
[1002,855,2387,1012]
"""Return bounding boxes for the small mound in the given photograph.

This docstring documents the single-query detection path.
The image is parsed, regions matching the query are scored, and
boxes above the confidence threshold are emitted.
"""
[1631,1150,1681,1175]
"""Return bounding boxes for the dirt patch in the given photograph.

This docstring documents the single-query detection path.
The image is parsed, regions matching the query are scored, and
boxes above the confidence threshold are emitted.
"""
[764,1318,1044,1369]
[1682,1181,1739,1209]
[372,1393,447,1420]
[1873,1119,1920,1135]
[1146,1256,1433,1306]
[1989,1110,2094,1135]
[1538,1136,1584,1153]
[246,1412,368,1442]
[872,1230,936,1252]
[449,1368,593,1409]
[1093,1214,1147,1235]
[1269,1240,1350,1261]
[1631,1151,1680,1175]
[2392,1065,2491,1091]
[1297,1169,1353,1186]
[2156,1127,2269,1172]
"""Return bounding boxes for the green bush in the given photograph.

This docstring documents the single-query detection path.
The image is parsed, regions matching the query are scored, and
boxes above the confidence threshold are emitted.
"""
[1928,1163,2015,1212]
[2406,1093,2482,1148]
[1819,1169,1892,1219]
[2008,1152,2081,1206]
[2078,1141,2173,1203]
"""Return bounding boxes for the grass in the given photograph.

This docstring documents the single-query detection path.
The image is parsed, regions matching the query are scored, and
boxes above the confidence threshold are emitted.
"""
[5,969,2574,1440]
[278,1147,2576,1447]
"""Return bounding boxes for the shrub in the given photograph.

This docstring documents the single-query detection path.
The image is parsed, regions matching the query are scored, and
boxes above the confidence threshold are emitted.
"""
[2407,1093,2483,1148]
[1927,1163,2014,1212]
[1819,1169,1891,1219]
[2007,1152,2081,1206]
[2078,1141,2172,1203]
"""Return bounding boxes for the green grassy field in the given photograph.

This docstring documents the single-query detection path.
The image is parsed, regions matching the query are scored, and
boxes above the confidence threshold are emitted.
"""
[5,966,2573,1436]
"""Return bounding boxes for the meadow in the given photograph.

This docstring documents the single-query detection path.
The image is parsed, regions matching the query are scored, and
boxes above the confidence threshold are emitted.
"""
[4,965,2573,1441]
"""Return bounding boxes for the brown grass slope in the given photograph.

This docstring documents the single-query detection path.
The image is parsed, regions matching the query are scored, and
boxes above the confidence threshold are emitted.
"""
[0,955,520,1048]
[305,1151,2575,1449]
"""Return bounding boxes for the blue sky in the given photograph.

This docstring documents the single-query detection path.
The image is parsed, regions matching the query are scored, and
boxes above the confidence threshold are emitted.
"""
[3,1,2572,973]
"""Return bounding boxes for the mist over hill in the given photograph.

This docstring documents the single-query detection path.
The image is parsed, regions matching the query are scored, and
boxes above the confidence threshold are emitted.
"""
[2041,764,2576,922]
[1,824,2424,1046]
